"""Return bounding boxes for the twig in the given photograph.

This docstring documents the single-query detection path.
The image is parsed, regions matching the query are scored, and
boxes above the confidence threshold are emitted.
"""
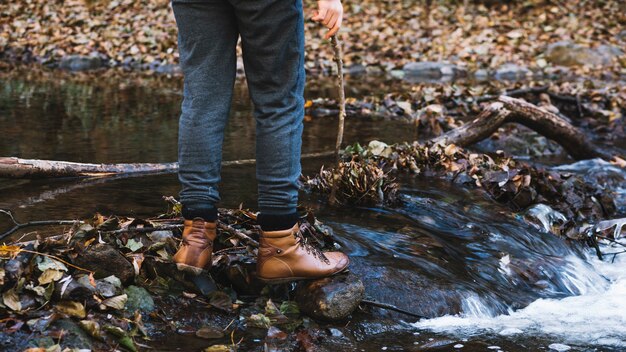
[218,223,259,248]
[361,299,425,320]
[101,224,183,235]
[329,35,346,206]
[0,209,80,240]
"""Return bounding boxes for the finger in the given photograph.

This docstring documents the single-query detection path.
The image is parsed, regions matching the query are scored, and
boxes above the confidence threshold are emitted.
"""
[325,14,342,39]
[326,12,338,29]
[313,8,327,22]
[322,10,334,26]
[325,23,340,39]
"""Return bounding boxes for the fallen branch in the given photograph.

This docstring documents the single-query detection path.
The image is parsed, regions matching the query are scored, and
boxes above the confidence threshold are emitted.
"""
[360,299,425,320]
[0,209,81,241]
[430,95,615,161]
[0,151,334,179]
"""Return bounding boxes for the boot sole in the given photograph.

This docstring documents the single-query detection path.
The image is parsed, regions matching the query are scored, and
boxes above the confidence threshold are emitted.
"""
[257,265,350,284]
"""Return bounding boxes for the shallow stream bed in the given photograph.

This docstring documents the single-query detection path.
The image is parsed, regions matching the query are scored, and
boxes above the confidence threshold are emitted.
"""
[1,71,625,351]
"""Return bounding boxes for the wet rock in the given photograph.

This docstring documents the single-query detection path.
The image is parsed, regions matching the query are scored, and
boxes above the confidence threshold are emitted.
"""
[264,326,298,352]
[95,277,121,298]
[72,243,134,284]
[494,64,530,80]
[58,55,103,71]
[548,343,571,351]
[295,273,364,321]
[473,69,489,81]
[545,41,621,67]
[346,64,367,76]
[50,319,93,349]
[54,274,95,301]
[195,325,224,339]
[402,62,466,80]
[124,285,155,313]
[417,339,456,350]
[295,327,357,351]
[154,63,182,75]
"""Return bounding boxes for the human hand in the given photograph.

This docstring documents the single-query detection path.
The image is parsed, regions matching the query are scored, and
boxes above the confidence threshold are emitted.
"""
[312,0,343,39]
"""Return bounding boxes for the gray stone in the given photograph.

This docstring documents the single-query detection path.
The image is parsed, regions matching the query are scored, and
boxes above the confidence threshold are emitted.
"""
[402,61,466,80]
[494,64,531,81]
[154,63,182,75]
[50,319,93,349]
[346,64,366,76]
[59,55,103,71]
[545,41,621,67]
[473,69,489,81]
[295,273,365,321]
[72,243,134,284]
[124,285,155,313]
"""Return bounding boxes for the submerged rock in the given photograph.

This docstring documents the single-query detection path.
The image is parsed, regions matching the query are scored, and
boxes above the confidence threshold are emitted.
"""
[72,243,134,284]
[58,55,103,71]
[402,62,466,80]
[545,41,621,67]
[295,272,364,321]
[494,64,531,80]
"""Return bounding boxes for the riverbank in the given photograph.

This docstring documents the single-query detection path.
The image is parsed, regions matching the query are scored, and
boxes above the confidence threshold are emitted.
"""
[1,0,624,78]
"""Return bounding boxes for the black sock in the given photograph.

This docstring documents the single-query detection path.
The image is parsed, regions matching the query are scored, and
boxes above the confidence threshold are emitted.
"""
[182,204,218,222]
[257,212,299,231]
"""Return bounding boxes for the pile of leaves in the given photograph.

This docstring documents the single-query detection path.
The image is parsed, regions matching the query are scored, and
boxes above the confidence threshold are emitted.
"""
[305,140,621,237]
[1,0,624,77]
[0,204,342,351]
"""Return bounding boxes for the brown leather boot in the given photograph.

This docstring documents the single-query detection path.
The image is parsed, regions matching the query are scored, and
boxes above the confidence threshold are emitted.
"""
[256,224,349,283]
[173,218,217,275]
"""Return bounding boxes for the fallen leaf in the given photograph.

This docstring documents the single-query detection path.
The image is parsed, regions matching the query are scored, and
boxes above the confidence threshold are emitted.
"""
[55,300,86,318]
[38,269,64,285]
[101,294,128,310]
[3,288,21,311]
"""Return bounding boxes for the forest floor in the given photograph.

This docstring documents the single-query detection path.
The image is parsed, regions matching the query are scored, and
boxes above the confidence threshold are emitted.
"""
[1,0,624,79]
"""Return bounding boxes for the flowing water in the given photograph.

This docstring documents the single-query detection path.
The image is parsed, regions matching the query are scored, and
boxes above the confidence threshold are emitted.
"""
[1,70,625,351]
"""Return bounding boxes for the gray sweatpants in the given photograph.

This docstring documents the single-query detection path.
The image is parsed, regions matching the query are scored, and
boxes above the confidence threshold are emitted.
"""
[172,0,305,215]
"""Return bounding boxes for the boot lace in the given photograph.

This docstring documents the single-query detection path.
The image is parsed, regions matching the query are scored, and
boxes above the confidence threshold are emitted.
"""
[294,223,331,265]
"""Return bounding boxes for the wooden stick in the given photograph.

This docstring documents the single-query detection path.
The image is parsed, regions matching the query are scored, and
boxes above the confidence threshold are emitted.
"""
[329,36,346,206]
[0,151,334,179]
[361,299,425,320]
[0,209,81,241]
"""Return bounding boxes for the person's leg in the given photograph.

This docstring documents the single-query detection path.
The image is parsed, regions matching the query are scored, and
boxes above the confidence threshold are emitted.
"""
[172,0,238,273]
[173,0,239,221]
[231,0,349,281]
[230,0,305,231]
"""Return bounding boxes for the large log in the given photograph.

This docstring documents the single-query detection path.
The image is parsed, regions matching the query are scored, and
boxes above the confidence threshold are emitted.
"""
[431,95,614,161]
[0,151,334,179]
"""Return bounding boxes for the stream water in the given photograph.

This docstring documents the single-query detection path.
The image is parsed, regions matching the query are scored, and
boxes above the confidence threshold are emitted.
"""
[1,71,625,351]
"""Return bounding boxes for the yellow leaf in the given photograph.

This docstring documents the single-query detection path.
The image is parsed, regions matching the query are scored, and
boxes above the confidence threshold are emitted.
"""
[0,244,21,258]
[38,269,64,285]
[55,300,86,318]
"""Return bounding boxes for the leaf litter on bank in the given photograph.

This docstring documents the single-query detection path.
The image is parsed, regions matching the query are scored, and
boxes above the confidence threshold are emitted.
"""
[0,204,347,350]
